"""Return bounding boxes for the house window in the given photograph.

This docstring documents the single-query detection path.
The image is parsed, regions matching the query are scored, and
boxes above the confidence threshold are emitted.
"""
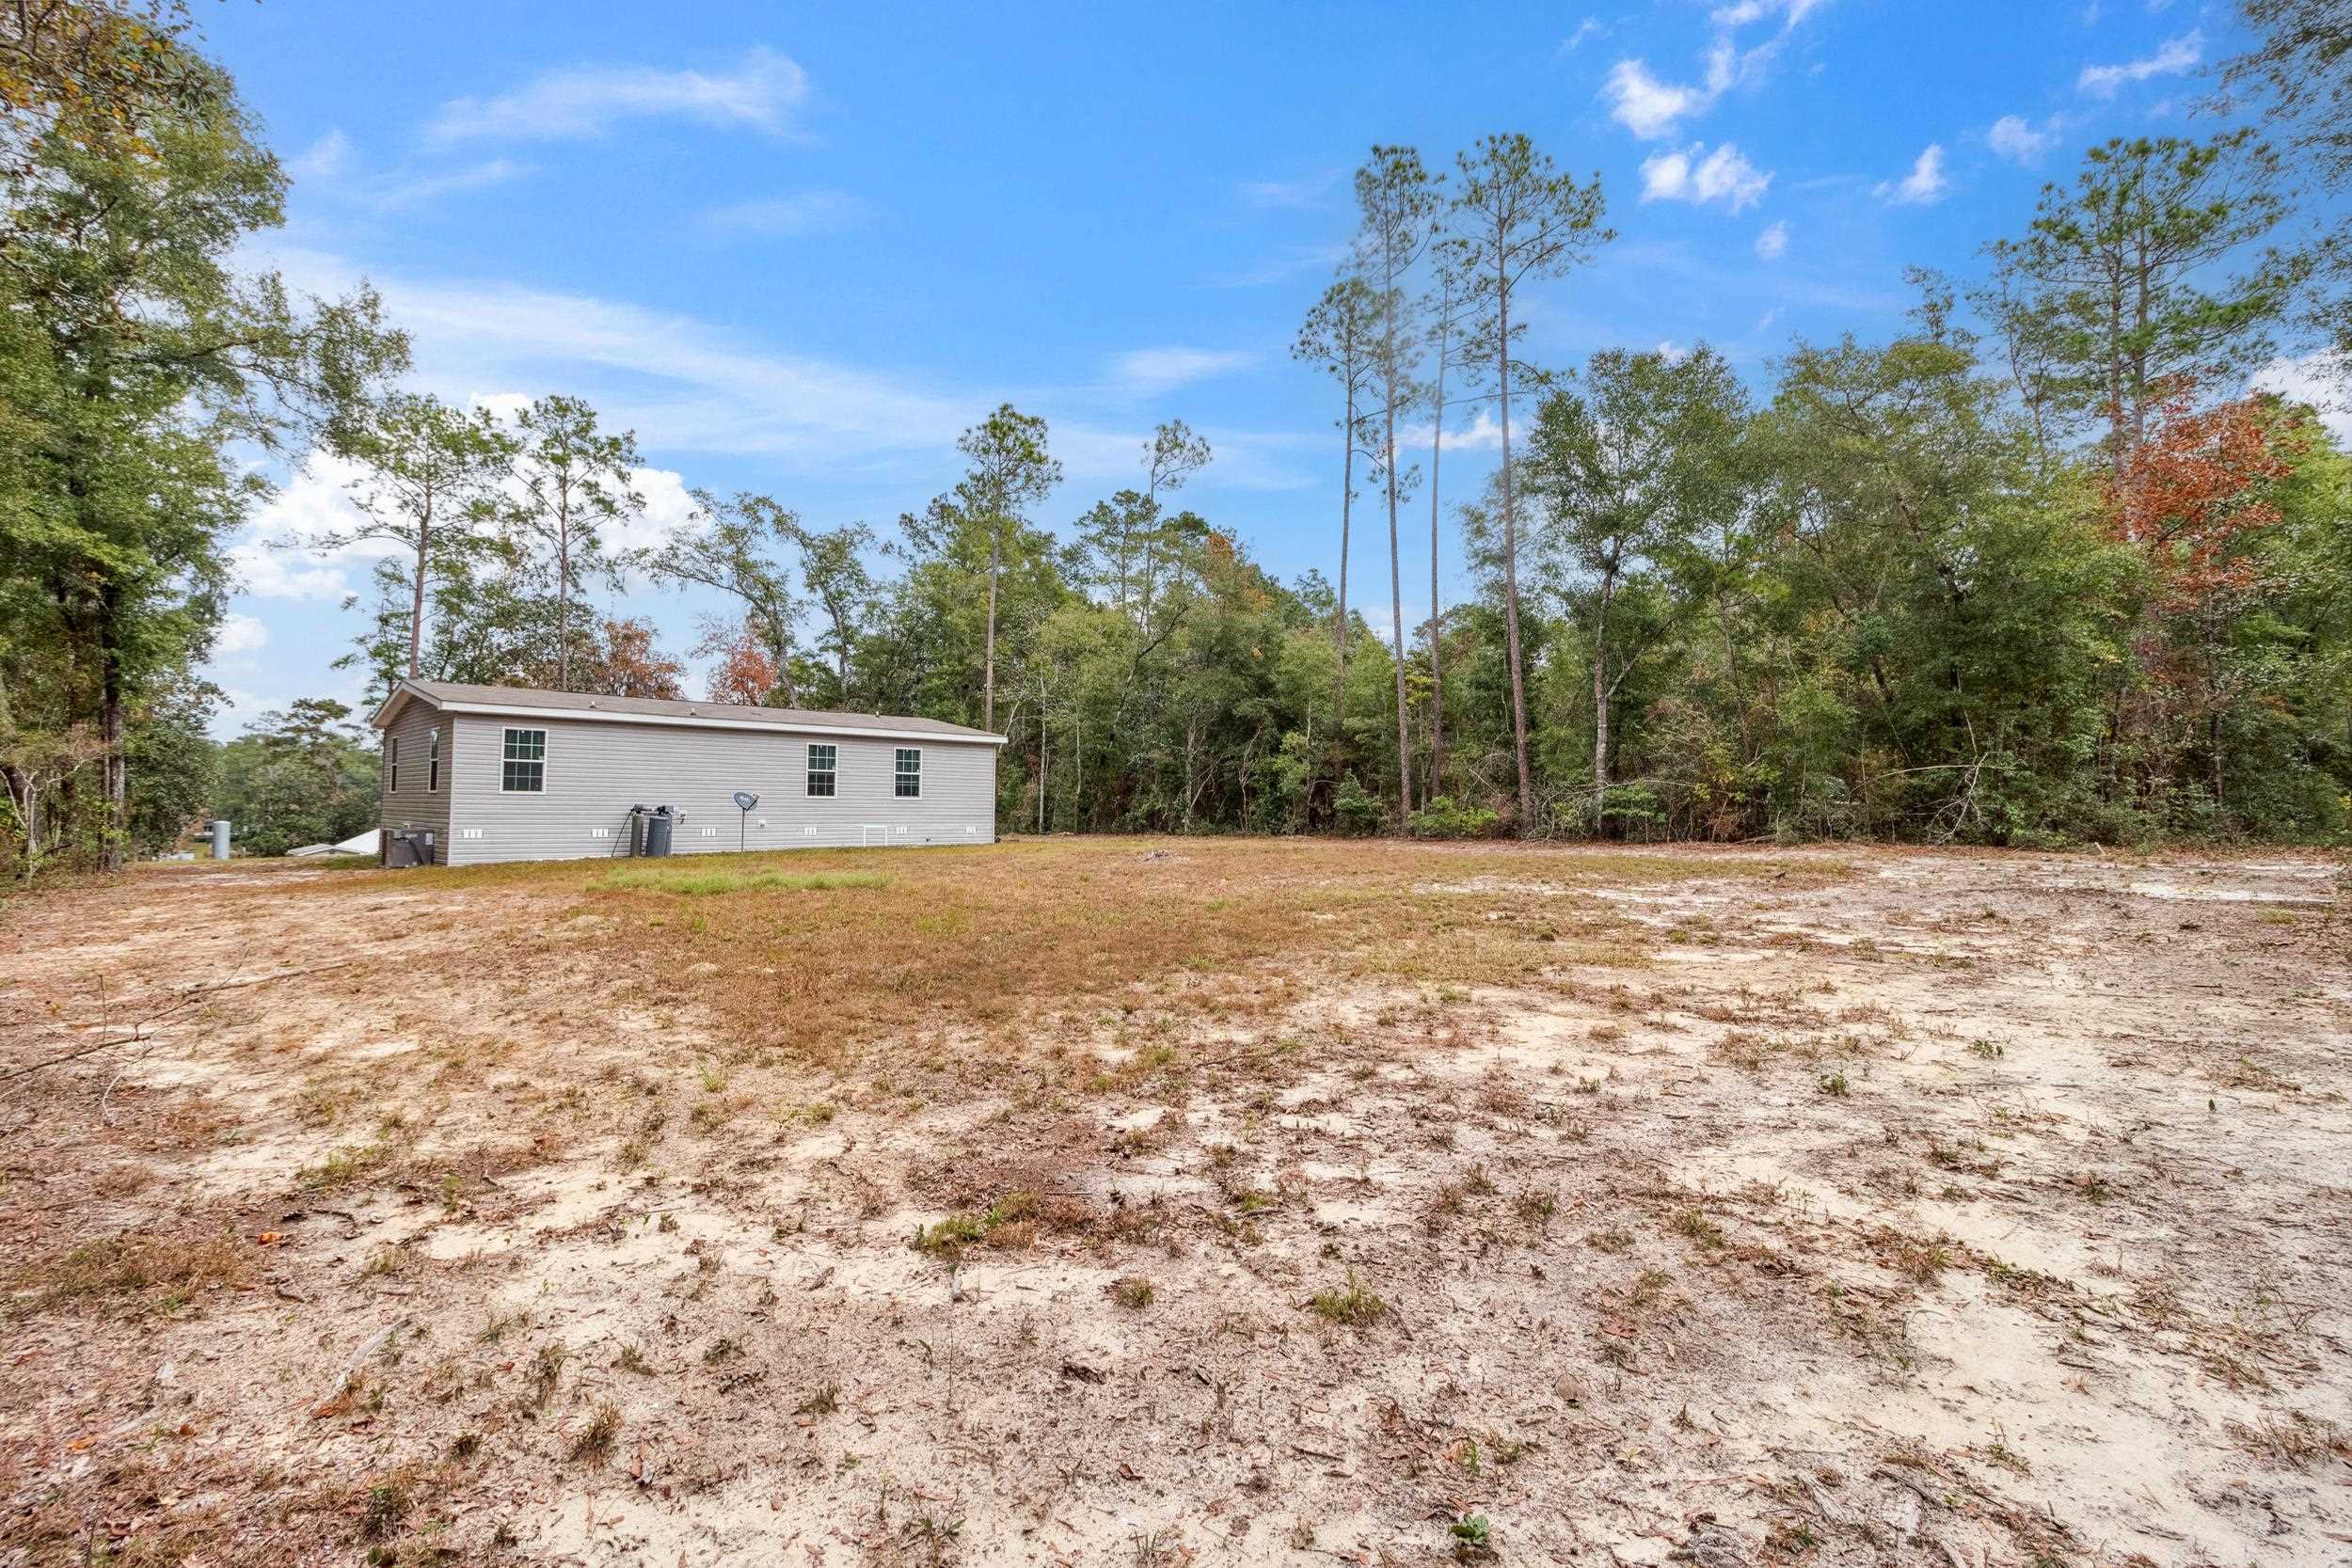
[427,729,440,793]
[895,748,922,799]
[806,743,837,798]
[501,728,546,793]
[387,736,399,794]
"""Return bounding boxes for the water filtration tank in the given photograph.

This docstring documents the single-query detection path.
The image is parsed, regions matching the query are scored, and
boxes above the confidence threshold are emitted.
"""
[209,819,230,861]
[644,805,677,857]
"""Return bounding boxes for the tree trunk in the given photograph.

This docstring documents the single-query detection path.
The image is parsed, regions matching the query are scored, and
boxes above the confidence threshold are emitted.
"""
[983,519,1001,731]
[1592,615,1610,838]
[407,480,431,681]
[1427,327,1448,800]
[1334,387,1354,721]
[1037,673,1048,835]
[1496,277,1535,830]
[1385,353,1412,829]
[100,586,127,872]
[554,476,573,692]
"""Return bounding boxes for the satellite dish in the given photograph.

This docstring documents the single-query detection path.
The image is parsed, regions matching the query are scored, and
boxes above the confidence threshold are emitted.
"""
[732,790,759,811]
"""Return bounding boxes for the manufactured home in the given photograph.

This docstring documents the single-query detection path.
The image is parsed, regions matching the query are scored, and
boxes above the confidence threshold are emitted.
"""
[370,680,1006,866]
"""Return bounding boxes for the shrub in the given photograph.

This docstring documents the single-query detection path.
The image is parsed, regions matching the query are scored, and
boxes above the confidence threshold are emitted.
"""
[1408,796,1500,839]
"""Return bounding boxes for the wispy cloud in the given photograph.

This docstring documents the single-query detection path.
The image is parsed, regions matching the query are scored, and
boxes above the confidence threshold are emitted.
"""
[290,129,351,182]
[427,47,810,144]
[1875,143,1949,206]
[374,160,528,211]
[284,128,527,213]
[1987,114,2062,165]
[1639,142,1773,213]
[2076,30,2201,98]
[1237,171,1340,210]
[1755,218,1789,260]
[701,189,873,237]
[1200,241,1350,289]
[1561,17,1606,52]
[1111,348,1258,398]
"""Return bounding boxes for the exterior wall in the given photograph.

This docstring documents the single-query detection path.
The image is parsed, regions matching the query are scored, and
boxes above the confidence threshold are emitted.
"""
[439,711,998,865]
[378,700,453,858]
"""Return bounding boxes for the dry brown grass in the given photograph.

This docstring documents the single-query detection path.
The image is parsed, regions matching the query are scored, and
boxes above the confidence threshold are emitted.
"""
[267,838,1834,1068]
[11,839,2345,1568]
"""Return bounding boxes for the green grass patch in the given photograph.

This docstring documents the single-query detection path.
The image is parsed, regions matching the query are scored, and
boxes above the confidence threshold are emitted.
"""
[591,865,889,896]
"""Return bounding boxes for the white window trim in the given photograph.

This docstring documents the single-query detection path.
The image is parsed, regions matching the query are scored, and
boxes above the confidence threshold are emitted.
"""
[895,746,922,800]
[427,728,440,794]
[805,742,839,800]
[387,736,399,794]
[500,726,549,794]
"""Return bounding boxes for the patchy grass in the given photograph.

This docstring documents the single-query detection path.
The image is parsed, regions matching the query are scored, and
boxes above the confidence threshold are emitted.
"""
[589,865,889,896]
[14,837,2345,1568]
[1310,1272,1388,1328]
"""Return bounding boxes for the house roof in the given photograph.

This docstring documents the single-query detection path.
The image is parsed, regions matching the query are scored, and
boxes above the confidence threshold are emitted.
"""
[370,680,1009,746]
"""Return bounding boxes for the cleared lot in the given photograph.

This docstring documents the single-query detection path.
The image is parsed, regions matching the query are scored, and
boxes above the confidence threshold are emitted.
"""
[2,838,2346,1567]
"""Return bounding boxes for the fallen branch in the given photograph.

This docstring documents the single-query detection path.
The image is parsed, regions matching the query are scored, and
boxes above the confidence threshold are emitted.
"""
[0,960,362,1085]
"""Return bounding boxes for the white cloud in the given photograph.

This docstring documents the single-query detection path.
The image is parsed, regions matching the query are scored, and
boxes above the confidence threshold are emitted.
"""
[427,48,809,144]
[290,129,350,181]
[701,189,872,237]
[620,467,698,556]
[230,452,388,601]
[1641,142,1773,213]
[2077,30,2201,98]
[1601,0,1826,140]
[2253,352,2352,446]
[1875,143,1949,206]
[1604,59,1713,139]
[1400,406,1504,453]
[215,613,269,655]
[1562,17,1605,51]
[1111,348,1258,398]
[1988,114,2060,166]
[1755,218,1789,259]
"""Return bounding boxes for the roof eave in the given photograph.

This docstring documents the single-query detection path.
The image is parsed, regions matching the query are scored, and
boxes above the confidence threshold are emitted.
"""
[368,681,437,733]
[422,696,1007,747]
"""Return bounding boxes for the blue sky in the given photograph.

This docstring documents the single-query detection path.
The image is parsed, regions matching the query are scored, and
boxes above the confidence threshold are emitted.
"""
[199,0,2331,733]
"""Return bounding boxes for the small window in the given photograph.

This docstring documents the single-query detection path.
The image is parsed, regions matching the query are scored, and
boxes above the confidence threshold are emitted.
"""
[806,743,837,798]
[895,748,922,799]
[427,729,440,793]
[501,727,546,793]
[387,736,399,794]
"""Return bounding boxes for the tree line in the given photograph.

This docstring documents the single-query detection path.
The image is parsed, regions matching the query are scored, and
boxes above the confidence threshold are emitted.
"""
[4,1,2349,875]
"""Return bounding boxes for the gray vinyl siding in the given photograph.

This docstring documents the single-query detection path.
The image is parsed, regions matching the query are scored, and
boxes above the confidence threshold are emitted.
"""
[378,701,452,854]
[441,712,998,865]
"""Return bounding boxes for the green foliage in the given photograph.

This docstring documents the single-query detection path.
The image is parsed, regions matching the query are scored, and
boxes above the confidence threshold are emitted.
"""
[1407,796,1499,839]
[211,698,378,857]
[1331,774,1385,836]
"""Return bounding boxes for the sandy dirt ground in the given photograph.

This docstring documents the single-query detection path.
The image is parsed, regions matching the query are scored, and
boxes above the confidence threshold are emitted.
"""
[1,839,2346,1568]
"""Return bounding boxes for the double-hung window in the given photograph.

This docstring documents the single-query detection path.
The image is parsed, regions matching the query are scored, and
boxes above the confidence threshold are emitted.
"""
[806,743,838,797]
[387,736,399,793]
[501,728,546,793]
[894,748,922,799]
[427,729,441,793]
